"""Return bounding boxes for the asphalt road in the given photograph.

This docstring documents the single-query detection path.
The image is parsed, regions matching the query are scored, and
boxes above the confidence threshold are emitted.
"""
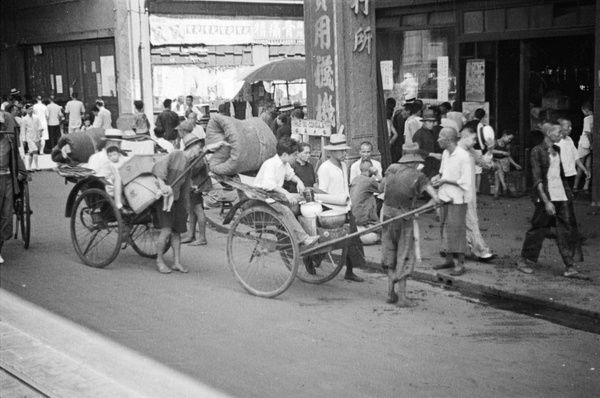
[1,172,599,397]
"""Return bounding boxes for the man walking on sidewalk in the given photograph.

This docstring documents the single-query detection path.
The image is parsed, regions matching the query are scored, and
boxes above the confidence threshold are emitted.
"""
[516,122,584,278]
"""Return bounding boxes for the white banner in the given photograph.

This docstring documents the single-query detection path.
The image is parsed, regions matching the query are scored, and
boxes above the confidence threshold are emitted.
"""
[150,15,304,46]
[292,119,332,137]
[380,60,393,91]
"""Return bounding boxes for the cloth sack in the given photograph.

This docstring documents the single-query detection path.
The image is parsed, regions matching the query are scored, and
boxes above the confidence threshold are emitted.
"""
[51,128,105,164]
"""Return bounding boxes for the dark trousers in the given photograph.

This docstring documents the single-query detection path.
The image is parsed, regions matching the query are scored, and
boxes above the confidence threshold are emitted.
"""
[48,125,62,151]
[345,212,366,271]
[521,200,583,267]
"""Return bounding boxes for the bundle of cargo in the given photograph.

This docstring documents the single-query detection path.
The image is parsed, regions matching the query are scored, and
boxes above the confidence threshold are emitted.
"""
[51,128,105,164]
[205,114,277,176]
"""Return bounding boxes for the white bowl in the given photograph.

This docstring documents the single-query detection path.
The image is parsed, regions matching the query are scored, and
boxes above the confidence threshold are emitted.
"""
[300,202,323,218]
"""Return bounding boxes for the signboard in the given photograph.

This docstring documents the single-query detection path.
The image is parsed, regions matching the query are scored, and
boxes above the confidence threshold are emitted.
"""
[100,56,116,97]
[465,59,485,102]
[380,60,393,90]
[437,56,449,102]
[150,15,304,46]
[292,119,332,137]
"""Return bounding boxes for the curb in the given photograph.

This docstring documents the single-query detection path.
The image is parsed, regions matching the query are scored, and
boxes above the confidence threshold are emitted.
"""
[206,213,599,321]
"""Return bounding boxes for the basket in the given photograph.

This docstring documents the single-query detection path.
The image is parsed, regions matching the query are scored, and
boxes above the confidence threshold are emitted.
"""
[124,174,161,214]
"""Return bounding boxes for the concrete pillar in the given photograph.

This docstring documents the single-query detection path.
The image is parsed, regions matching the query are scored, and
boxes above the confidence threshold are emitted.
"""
[592,0,600,206]
[114,0,153,132]
[304,0,378,160]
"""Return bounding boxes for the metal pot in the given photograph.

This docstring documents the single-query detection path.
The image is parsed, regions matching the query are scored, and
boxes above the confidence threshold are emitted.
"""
[317,210,347,229]
[300,201,323,218]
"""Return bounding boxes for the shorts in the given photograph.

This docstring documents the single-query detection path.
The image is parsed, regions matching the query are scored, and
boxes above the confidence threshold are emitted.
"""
[493,158,510,174]
[190,191,203,206]
[154,198,188,234]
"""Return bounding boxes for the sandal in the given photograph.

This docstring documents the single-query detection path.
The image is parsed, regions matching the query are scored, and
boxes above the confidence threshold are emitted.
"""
[563,270,590,280]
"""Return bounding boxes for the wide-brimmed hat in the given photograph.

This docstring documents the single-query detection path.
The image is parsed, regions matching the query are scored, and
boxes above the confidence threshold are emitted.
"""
[278,104,294,113]
[324,133,351,151]
[421,109,436,121]
[104,129,123,140]
[182,133,201,149]
[398,142,424,163]
[9,88,20,95]
[175,120,195,133]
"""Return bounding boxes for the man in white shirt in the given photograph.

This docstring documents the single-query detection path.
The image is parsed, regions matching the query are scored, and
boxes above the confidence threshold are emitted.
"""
[432,127,472,276]
[349,141,383,183]
[22,104,44,171]
[32,96,48,153]
[254,138,319,246]
[317,133,365,282]
[65,93,85,134]
[92,99,112,129]
[46,95,63,149]
[403,102,422,144]
[557,118,590,188]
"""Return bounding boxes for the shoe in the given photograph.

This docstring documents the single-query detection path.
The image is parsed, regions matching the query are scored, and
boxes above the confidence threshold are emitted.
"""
[439,251,446,258]
[516,259,534,274]
[188,240,207,246]
[303,258,316,275]
[564,269,590,280]
[119,206,134,216]
[432,262,454,270]
[301,235,320,246]
[0,254,4,264]
[449,266,466,276]
[35,168,41,172]
[478,253,496,263]
[344,273,364,282]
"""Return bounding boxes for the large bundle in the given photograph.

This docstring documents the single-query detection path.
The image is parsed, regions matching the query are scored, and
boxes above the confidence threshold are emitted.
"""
[51,128,105,164]
[206,114,277,175]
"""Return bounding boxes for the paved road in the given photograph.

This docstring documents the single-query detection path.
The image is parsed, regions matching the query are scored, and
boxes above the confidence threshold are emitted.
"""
[1,172,599,397]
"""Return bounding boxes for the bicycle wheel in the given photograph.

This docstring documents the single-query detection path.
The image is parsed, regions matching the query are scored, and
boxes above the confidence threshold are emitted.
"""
[71,188,122,268]
[128,213,170,259]
[19,181,31,249]
[296,247,346,284]
[227,207,299,298]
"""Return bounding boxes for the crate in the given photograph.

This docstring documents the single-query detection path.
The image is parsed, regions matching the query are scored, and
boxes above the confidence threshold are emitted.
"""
[124,174,161,214]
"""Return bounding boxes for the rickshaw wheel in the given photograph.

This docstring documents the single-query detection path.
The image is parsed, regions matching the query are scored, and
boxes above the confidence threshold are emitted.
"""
[71,188,122,268]
[128,213,170,259]
[296,247,346,284]
[227,207,299,298]
[20,181,31,249]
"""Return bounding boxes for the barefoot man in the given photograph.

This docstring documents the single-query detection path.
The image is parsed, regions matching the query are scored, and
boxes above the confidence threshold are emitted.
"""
[380,143,440,307]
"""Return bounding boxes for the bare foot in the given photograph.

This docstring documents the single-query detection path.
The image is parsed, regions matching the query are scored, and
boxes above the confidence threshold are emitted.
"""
[188,239,207,246]
[386,291,399,304]
[396,298,417,308]
[156,260,171,274]
[171,263,189,273]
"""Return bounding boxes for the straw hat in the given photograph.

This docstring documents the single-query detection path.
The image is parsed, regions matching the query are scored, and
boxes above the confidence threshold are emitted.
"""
[104,129,123,140]
[324,133,351,151]
[421,109,437,121]
[175,120,195,133]
[398,143,424,163]
[9,88,20,95]
[182,133,201,150]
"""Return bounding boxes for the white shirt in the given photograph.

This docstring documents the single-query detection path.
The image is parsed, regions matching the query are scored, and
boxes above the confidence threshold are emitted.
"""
[438,146,473,204]
[22,114,42,142]
[93,107,112,129]
[156,138,175,153]
[404,115,422,144]
[557,136,578,177]
[318,158,350,195]
[87,150,111,177]
[33,102,48,128]
[547,151,567,201]
[583,115,593,133]
[65,100,85,128]
[46,103,63,126]
[349,158,382,183]
[254,155,295,191]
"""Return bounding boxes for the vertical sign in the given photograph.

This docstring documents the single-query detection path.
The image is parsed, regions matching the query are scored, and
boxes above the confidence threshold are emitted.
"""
[380,60,393,90]
[466,59,485,102]
[312,0,337,128]
[437,56,449,102]
[100,56,117,96]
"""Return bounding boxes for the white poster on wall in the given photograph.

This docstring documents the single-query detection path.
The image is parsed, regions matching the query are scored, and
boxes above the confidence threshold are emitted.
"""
[380,60,394,91]
[100,56,116,96]
[437,56,449,102]
[55,75,63,94]
[466,59,485,102]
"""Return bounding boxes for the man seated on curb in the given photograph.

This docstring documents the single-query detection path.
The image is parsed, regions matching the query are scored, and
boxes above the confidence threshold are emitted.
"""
[380,143,440,307]
[350,159,380,227]
[253,137,320,246]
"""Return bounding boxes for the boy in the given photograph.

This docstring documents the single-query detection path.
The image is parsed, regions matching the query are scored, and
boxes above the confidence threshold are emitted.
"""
[254,138,319,246]
[21,104,43,171]
[350,159,379,227]
[380,143,439,307]
[284,142,315,193]
[105,146,128,212]
[491,129,521,198]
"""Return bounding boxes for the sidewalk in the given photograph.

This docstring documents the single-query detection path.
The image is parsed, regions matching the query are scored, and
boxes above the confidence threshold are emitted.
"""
[0,289,229,398]
[205,194,600,320]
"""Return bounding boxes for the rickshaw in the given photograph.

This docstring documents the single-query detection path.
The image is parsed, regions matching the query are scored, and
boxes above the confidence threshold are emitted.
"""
[0,130,31,249]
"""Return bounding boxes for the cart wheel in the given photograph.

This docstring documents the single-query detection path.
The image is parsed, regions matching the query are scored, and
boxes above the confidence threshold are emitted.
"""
[71,188,122,268]
[227,207,299,298]
[296,247,346,284]
[20,181,31,249]
[129,217,170,259]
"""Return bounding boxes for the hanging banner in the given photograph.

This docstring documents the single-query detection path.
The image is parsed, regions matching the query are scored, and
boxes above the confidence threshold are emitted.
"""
[380,60,394,91]
[465,59,485,102]
[150,15,304,46]
[292,119,332,137]
[437,56,449,102]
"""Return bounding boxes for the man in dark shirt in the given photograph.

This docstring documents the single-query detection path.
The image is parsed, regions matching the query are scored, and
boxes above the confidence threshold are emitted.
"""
[412,109,442,179]
[350,159,379,227]
[155,99,180,144]
[284,142,315,193]
[516,122,584,278]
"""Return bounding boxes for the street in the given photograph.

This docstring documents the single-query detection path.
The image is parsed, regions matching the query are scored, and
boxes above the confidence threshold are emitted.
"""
[1,172,599,398]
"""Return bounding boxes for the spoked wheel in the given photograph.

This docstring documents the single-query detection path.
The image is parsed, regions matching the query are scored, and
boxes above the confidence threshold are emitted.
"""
[128,213,170,259]
[20,181,31,249]
[71,188,122,268]
[227,207,299,298]
[296,247,346,284]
